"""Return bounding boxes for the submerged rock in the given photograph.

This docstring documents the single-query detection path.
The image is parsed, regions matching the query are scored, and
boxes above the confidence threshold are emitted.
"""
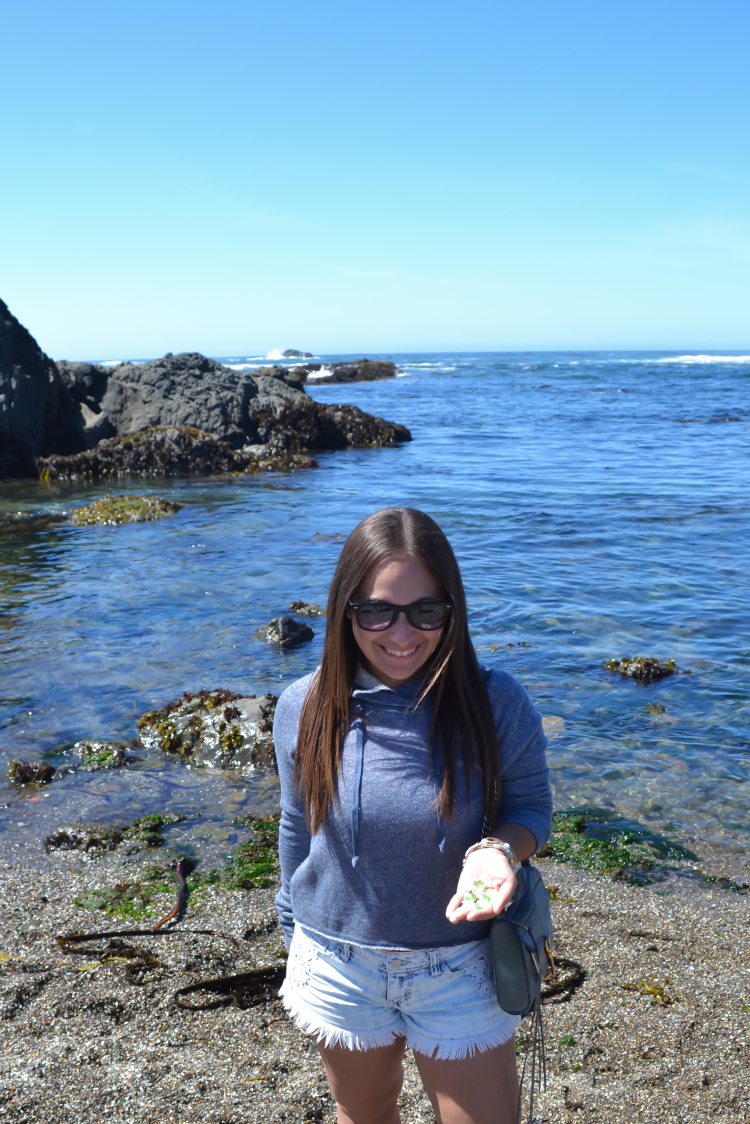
[297,358,399,384]
[603,656,683,684]
[37,426,318,482]
[287,600,324,617]
[45,821,125,852]
[122,812,185,849]
[71,740,131,770]
[137,688,278,769]
[7,759,56,785]
[70,495,184,526]
[259,616,314,649]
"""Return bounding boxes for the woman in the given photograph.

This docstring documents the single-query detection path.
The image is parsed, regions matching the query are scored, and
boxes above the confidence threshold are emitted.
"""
[274,507,552,1124]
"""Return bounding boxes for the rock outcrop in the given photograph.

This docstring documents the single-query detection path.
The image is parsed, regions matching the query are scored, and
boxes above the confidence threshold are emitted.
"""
[137,688,278,770]
[38,426,318,482]
[282,349,312,358]
[1,296,411,479]
[257,401,410,452]
[297,358,399,384]
[258,616,315,648]
[0,300,80,478]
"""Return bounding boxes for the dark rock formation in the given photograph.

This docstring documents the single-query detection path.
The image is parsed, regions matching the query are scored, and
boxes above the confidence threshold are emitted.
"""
[7,759,56,785]
[2,297,411,480]
[45,821,126,852]
[282,349,312,358]
[0,300,80,478]
[137,688,278,770]
[257,401,410,453]
[91,354,307,447]
[55,360,115,448]
[38,426,318,482]
[603,657,684,684]
[297,358,399,384]
[259,616,314,648]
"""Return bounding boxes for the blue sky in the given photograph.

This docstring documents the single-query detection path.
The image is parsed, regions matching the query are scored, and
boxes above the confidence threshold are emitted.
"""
[1,0,748,357]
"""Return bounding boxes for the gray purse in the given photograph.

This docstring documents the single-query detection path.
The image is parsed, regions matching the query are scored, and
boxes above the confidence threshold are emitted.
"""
[489,859,555,1123]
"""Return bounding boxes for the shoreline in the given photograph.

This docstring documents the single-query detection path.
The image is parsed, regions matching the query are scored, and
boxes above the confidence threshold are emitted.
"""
[1,853,748,1123]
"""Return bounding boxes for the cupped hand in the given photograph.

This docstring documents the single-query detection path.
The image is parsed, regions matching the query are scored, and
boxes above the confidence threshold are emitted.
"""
[445,848,517,924]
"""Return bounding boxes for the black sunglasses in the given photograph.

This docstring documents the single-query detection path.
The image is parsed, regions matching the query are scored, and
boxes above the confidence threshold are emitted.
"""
[348,599,452,632]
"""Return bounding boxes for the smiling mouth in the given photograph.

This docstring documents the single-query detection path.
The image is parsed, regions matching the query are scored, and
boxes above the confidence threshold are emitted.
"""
[382,645,418,658]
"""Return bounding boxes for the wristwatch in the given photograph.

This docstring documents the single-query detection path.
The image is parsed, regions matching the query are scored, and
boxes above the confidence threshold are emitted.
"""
[463,837,518,867]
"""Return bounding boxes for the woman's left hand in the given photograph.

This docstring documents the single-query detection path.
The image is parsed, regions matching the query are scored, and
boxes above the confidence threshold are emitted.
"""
[445,848,517,924]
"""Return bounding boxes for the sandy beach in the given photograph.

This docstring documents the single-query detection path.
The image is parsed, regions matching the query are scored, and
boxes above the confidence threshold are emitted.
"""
[2,849,748,1124]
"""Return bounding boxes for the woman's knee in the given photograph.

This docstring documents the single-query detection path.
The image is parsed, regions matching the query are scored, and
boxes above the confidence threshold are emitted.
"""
[318,1041,405,1124]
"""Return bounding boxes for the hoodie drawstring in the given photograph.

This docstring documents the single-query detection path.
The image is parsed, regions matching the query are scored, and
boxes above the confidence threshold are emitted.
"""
[351,717,366,868]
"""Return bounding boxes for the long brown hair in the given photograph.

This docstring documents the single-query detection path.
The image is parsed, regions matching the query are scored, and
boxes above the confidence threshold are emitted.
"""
[296,507,500,832]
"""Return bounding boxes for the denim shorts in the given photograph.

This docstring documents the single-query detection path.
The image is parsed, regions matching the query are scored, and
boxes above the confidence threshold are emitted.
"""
[279,924,521,1060]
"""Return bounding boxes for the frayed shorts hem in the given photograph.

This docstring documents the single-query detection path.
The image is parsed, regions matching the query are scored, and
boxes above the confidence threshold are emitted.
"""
[280,986,519,1060]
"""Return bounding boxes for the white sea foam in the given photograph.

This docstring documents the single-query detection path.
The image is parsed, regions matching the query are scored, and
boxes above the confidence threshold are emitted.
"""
[100,359,124,367]
[266,349,285,361]
[306,366,334,380]
[654,354,750,365]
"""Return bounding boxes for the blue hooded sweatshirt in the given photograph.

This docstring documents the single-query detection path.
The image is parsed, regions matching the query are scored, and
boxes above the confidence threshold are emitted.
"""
[274,665,552,951]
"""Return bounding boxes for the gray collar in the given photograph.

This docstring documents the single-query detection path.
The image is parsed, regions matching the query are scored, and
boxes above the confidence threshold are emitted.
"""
[355,665,387,690]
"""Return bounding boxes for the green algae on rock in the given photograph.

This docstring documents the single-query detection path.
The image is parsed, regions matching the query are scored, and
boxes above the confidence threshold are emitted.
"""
[137,688,278,770]
[70,494,183,525]
[538,809,699,884]
[224,814,280,891]
[72,740,131,770]
[603,656,684,683]
[122,812,185,850]
[73,864,179,919]
[7,759,56,785]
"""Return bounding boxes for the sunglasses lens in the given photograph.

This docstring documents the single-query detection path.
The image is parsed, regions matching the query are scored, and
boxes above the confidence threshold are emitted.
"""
[355,604,395,631]
[410,603,449,629]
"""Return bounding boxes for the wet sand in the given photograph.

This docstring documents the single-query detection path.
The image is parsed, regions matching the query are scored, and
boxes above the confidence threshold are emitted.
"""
[1,854,748,1124]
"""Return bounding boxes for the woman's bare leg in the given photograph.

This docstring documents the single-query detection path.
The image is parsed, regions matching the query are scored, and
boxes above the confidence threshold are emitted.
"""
[317,1038,407,1124]
[413,1039,519,1124]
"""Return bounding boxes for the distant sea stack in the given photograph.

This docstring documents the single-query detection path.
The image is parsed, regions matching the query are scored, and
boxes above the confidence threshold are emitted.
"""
[297,358,400,384]
[282,349,312,358]
[0,298,411,480]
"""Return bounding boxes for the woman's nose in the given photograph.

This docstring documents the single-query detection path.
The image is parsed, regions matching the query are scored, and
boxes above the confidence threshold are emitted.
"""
[387,612,416,644]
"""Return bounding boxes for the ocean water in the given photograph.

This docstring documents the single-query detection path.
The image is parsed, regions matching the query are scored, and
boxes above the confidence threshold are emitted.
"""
[1,351,749,866]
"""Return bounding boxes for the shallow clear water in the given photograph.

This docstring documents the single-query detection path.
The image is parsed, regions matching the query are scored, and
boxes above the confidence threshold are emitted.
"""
[1,351,749,865]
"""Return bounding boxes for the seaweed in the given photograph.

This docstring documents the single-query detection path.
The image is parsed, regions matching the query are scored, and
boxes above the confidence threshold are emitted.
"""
[45,821,126,852]
[73,865,177,919]
[137,688,278,769]
[224,814,280,891]
[621,977,674,1006]
[538,808,699,883]
[121,812,185,849]
[603,656,685,683]
[73,740,130,771]
[287,601,323,617]
[70,495,183,526]
[7,759,56,786]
